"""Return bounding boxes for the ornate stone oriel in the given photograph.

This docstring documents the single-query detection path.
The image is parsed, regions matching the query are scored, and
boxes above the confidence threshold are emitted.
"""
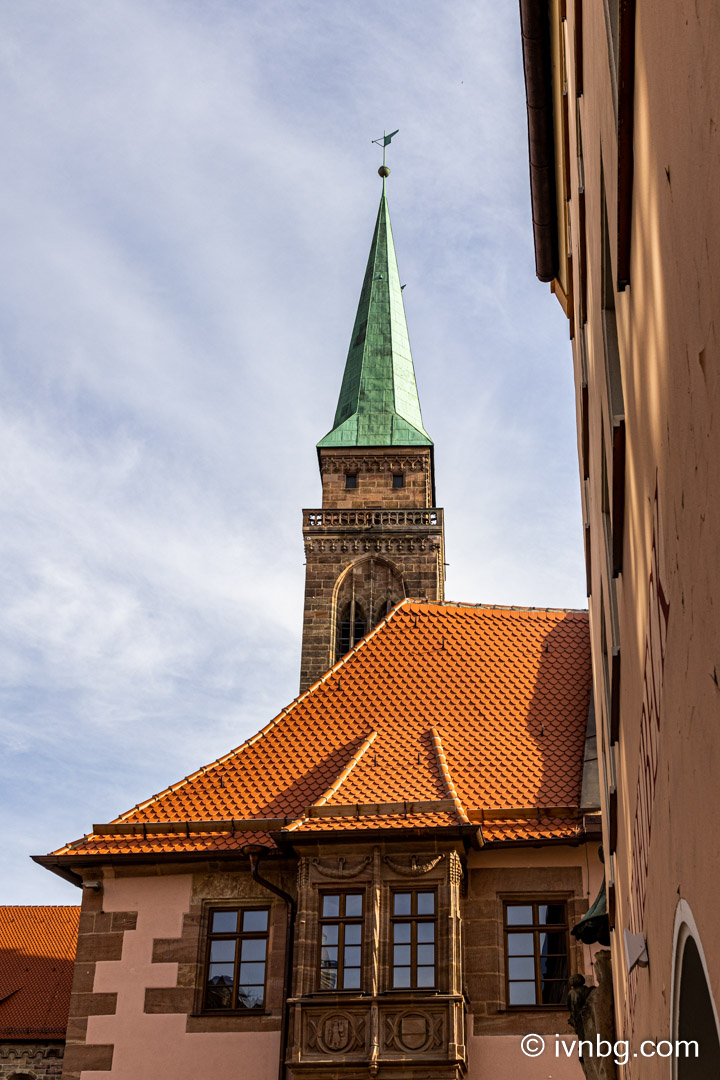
[288,843,466,1079]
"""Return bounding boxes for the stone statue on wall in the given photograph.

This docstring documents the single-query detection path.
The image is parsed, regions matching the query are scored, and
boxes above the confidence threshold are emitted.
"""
[567,950,617,1080]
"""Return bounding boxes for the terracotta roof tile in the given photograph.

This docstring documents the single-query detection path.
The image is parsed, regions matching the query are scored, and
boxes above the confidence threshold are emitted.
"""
[0,906,79,1039]
[480,818,581,842]
[46,601,591,857]
[291,812,465,832]
[54,830,275,857]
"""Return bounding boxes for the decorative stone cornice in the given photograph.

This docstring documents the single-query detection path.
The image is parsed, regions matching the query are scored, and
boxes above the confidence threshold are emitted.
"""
[0,1045,64,1060]
[319,454,430,476]
[383,854,445,876]
[312,856,372,879]
[304,536,442,556]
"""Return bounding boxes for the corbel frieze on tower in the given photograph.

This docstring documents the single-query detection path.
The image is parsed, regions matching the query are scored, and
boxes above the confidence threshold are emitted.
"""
[299,177,445,691]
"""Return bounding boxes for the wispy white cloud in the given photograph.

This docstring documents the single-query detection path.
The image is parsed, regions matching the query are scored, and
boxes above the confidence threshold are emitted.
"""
[0,0,583,902]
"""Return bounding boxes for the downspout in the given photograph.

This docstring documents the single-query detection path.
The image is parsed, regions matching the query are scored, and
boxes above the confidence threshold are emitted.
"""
[243,845,296,1080]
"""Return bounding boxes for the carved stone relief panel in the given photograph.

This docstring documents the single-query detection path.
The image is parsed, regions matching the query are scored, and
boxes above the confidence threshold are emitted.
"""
[303,1008,368,1058]
[383,1009,445,1054]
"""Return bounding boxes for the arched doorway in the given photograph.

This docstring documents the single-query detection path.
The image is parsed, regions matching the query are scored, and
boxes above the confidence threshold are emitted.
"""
[672,903,720,1079]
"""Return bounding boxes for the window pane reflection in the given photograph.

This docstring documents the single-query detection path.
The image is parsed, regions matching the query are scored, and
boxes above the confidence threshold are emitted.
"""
[242,910,268,933]
[504,902,569,1010]
[507,933,534,956]
[393,893,411,915]
[205,908,269,1012]
[509,981,537,1005]
[506,905,533,925]
[322,895,340,918]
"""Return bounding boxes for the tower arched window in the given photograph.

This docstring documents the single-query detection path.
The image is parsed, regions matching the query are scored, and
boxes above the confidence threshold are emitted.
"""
[376,598,394,623]
[337,602,366,659]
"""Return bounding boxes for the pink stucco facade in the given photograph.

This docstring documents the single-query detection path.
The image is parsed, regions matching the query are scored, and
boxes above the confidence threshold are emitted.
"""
[65,843,602,1079]
[526,0,720,1073]
[80,875,279,1080]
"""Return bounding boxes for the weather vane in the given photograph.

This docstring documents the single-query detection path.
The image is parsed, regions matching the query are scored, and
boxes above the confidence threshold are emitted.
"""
[372,129,399,178]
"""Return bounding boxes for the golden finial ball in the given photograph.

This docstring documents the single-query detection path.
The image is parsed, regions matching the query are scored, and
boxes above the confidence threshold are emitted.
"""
[378,165,390,178]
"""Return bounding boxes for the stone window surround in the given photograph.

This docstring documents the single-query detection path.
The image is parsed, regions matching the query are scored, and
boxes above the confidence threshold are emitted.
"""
[188,897,283,1024]
[317,889,365,991]
[294,849,461,999]
[497,890,574,1013]
[501,896,571,1010]
[464,862,589,1035]
[201,904,271,1015]
[389,884,438,990]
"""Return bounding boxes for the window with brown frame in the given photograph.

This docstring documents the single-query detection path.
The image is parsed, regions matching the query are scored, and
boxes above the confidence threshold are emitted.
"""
[504,901,569,1007]
[391,889,436,989]
[318,892,364,990]
[204,907,269,1011]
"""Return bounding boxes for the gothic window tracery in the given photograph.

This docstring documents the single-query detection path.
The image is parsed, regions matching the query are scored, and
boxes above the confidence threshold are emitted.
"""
[334,559,405,661]
[337,602,366,658]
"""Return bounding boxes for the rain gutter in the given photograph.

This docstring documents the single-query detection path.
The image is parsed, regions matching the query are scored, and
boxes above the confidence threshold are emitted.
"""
[519,0,559,282]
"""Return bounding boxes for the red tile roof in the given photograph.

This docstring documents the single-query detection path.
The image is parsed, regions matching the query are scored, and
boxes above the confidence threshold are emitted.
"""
[44,600,591,860]
[0,906,79,1040]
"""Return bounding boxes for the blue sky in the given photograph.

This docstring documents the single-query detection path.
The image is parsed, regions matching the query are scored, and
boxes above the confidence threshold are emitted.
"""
[1,1,583,902]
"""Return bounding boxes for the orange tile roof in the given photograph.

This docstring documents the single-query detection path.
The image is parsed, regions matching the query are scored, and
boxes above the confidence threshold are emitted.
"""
[479,818,582,843]
[44,600,591,861]
[0,906,79,1040]
[290,812,464,832]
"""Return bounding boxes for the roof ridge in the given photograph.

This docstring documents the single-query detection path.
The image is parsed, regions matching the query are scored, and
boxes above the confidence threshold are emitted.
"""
[402,599,589,615]
[43,586,591,861]
[428,726,469,824]
[285,730,378,832]
[0,905,80,911]
[313,730,379,808]
[297,597,411,695]
[84,604,411,827]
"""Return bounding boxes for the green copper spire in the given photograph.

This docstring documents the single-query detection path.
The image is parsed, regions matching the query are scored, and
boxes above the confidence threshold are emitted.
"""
[318,185,432,447]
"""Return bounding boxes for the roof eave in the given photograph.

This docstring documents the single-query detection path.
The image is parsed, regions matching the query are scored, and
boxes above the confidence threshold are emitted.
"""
[32,849,283,878]
[271,823,483,854]
[30,857,84,888]
[480,830,598,850]
[519,0,559,282]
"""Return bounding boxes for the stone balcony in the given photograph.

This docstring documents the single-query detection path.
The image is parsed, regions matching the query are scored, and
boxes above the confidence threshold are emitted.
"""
[303,508,443,531]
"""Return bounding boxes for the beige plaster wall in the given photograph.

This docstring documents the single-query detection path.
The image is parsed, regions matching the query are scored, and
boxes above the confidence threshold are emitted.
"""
[466,845,605,1006]
[554,0,720,1071]
[80,874,279,1080]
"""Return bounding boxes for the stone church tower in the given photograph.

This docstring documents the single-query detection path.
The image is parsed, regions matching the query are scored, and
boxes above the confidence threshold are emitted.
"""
[300,180,445,690]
